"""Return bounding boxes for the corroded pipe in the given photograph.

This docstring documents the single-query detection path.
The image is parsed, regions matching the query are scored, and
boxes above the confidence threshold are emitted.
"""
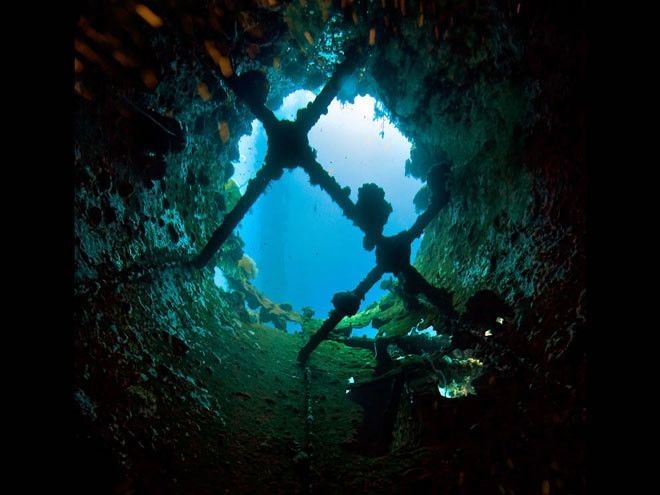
[399,264,457,318]
[300,159,358,222]
[402,198,443,243]
[225,76,278,131]
[194,163,278,269]
[297,266,383,363]
[297,46,363,132]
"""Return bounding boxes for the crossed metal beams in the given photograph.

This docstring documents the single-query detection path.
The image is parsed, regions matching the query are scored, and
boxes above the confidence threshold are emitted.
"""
[194,48,361,269]
[193,46,456,363]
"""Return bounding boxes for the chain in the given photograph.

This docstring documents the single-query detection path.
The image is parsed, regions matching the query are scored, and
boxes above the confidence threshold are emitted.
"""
[303,365,313,494]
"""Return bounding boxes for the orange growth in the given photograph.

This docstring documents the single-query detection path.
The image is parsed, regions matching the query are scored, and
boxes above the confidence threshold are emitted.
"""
[197,82,212,101]
[135,4,163,28]
[218,121,230,143]
[141,69,158,89]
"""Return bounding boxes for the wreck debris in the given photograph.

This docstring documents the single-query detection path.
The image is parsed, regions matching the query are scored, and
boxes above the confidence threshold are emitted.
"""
[193,47,362,268]
[184,40,458,362]
[297,266,385,363]
[240,278,303,326]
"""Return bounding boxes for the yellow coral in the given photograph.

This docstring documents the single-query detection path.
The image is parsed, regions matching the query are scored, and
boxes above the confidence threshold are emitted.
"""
[238,254,258,279]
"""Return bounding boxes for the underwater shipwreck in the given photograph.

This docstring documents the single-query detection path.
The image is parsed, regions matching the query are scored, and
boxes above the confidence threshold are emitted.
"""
[73,0,587,493]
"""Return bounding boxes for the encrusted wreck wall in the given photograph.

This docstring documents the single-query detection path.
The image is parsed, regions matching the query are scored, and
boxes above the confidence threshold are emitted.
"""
[74,1,586,493]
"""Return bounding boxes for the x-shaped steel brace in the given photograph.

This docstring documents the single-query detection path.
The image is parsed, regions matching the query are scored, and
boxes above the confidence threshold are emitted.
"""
[192,46,457,364]
[194,46,362,269]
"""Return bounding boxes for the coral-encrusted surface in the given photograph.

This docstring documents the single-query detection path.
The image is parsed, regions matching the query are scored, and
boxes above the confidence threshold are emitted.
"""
[74,0,586,493]
[74,269,378,493]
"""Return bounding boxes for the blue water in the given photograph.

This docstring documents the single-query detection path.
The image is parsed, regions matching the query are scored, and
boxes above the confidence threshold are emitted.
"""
[228,91,423,318]
[351,324,379,339]
[213,266,229,291]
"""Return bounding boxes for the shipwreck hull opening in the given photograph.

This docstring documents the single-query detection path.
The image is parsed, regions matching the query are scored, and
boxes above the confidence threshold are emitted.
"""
[73,1,587,493]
